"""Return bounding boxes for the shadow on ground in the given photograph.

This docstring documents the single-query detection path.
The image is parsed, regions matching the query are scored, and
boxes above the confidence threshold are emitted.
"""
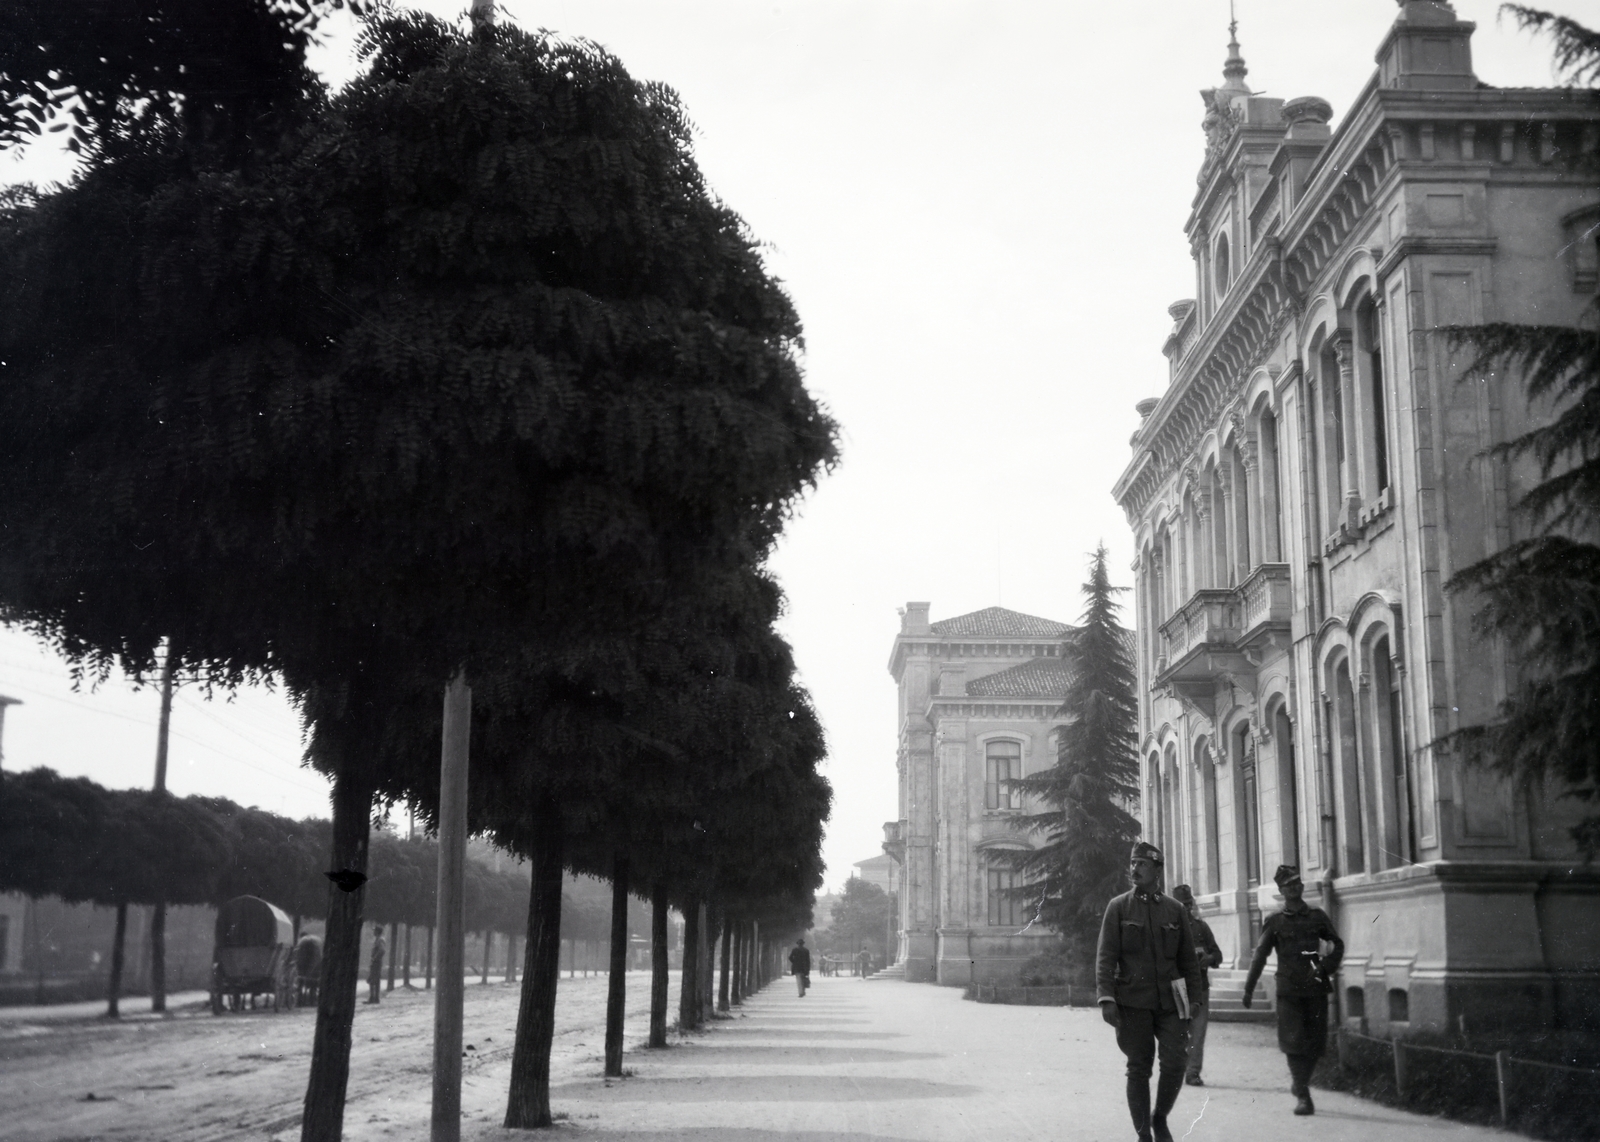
[702,1028,904,1042]
[554,1074,980,1103]
[638,1045,940,1066]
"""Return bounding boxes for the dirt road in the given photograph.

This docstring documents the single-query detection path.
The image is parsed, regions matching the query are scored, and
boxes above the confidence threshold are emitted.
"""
[1,972,661,1142]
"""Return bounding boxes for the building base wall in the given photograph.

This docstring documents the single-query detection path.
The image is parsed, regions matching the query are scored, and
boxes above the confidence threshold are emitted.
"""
[1203,861,1600,1037]
[902,929,937,983]
[934,929,1059,987]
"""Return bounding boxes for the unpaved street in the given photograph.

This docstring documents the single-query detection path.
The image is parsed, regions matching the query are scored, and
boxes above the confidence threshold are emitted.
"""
[2,972,662,1142]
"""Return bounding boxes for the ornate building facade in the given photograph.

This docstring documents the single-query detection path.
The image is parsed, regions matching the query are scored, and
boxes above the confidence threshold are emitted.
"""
[1112,2,1600,1038]
[884,603,1072,985]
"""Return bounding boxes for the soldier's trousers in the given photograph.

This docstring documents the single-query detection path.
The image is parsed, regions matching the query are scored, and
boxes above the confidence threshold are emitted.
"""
[1115,1004,1187,1081]
[1275,992,1329,1058]
[1185,994,1209,1078]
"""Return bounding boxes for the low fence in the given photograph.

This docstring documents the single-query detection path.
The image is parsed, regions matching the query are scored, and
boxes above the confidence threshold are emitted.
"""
[1336,1027,1600,1139]
[964,983,1095,1007]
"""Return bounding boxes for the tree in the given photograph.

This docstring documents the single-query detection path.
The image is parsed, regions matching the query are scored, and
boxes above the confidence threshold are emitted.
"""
[826,879,891,961]
[1,6,834,1136]
[1443,6,1600,856]
[1004,546,1140,977]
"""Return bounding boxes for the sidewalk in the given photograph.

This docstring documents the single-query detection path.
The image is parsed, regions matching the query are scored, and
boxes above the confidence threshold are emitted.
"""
[464,973,1502,1142]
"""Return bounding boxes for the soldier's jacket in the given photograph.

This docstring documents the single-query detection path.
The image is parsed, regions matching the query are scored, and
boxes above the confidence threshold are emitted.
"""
[1096,888,1205,1012]
[1187,912,1223,994]
[1243,903,1344,997]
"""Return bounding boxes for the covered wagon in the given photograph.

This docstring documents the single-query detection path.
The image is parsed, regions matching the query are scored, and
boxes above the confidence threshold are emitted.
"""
[210,895,296,1014]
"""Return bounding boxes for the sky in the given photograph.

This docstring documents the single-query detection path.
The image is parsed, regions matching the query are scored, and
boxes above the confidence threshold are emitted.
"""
[2,0,1592,891]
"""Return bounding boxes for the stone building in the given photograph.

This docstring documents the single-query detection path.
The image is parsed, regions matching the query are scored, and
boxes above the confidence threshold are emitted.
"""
[884,603,1073,985]
[1112,3,1600,1038]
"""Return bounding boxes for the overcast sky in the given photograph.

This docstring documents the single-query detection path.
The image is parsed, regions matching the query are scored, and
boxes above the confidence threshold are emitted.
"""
[2,0,1590,891]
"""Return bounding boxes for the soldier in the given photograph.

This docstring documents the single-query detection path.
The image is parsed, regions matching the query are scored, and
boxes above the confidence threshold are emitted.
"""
[1171,884,1222,1086]
[1243,865,1344,1116]
[1097,842,1204,1142]
[366,924,386,1005]
[788,937,811,997]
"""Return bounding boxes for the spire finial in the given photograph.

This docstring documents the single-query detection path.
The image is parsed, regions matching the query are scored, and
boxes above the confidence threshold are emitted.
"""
[1222,0,1250,94]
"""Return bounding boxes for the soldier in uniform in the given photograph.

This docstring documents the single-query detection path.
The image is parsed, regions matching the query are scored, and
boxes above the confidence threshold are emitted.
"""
[1242,865,1344,1115]
[1171,884,1222,1086]
[367,924,387,1005]
[1097,842,1204,1142]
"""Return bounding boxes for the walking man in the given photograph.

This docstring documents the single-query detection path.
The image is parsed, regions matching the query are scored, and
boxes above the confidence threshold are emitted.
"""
[788,937,811,997]
[1171,885,1222,1087]
[1097,842,1203,1142]
[1243,865,1345,1116]
[366,924,386,1005]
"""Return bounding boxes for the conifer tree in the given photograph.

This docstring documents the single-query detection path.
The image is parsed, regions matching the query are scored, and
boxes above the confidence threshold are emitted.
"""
[1006,546,1139,974]
[1443,7,1600,855]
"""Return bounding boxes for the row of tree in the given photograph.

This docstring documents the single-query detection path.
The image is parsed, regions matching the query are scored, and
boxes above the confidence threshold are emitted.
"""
[0,4,834,1137]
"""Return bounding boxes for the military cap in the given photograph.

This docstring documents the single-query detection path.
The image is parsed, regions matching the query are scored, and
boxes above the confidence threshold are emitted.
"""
[1273,864,1302,887]
[1131,840,1164,864]
[1171,884,1195,905]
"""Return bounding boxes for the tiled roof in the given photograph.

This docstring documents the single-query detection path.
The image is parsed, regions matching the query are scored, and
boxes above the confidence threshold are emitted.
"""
[928,606,1072,639]
[964,658,1075,700]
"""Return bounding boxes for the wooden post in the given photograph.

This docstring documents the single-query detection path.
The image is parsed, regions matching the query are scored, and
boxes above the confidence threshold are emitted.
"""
[1495,1049,1510,1126]
[1392,1038,1408,1101]
[431,673,471,1142]
[149,645,176,1014]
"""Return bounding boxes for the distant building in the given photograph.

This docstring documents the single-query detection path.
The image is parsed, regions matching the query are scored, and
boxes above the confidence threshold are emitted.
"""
[1113,2,1600,1037]
[885,603,1073,985]
[851,854,895,894]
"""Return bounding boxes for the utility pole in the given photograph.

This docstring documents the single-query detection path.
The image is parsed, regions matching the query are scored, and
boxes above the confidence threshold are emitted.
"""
[431,673,472,1142]
[150,642,176,1014]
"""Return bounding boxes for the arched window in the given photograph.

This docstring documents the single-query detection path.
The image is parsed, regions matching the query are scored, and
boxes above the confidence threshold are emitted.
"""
[1215,234,1231,296]
[1197,739,1222,894]
[1236,725,1263,887]
[985,740,1022,810]
[1272,703,1301,869]
[1368,636,1415,869]
[1319,338,1346,533]
[1258,406,1285,562]
[1163,744,1182,888]
[1358,298,1390,495]
[1332,659,1366,874]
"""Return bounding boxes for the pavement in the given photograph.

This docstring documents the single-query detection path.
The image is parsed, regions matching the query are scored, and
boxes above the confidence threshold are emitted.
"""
[463,973,1502,1142]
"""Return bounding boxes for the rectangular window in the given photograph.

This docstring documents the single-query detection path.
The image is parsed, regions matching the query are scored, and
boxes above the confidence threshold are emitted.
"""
[985,741,1022,810]
[987,865,1022,927]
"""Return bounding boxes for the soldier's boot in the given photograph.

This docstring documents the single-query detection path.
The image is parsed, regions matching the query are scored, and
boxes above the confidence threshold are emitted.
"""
[1288,1055,1315,1115]
[1125,1076,1152,1142]
[1150,1070,1183,1142]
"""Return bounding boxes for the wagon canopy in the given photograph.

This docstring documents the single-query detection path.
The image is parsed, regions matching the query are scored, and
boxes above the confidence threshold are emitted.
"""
[215,895,294,949]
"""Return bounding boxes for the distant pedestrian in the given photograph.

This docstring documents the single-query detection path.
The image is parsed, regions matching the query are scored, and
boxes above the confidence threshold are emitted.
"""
[1096,842,1203,1142]
[1243,865,1345,1116]
[788,938,811,997]
[367,925,387,1005]
[857,948,872,978]
[1171,884,1222,1087]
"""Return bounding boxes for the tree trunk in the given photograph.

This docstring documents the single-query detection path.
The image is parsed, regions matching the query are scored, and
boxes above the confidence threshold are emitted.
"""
[678,899,699,1033]
[699,904,714,1020]
[503,794,563,1130]
[403,924,412,988]
[505,931,516,983]
[425,925,434,989]
[150,901,168,1013]
[717,919,732,1013]
[604,855,629,1077]
[300,767,373,1142]
[481,930,493,985]
[729,923,742,1006]
[648,883,668,1048]
[107,901,128,1018]
[387,921,398,992]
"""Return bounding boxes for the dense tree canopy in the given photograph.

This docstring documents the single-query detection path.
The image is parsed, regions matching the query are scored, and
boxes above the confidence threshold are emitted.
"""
[1444,5,1600,856]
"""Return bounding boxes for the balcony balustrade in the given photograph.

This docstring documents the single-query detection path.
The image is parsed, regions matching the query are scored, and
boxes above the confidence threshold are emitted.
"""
[1156,563,1291,717]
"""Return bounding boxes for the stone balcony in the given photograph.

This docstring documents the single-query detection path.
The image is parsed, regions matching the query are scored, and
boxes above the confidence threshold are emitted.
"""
[1156,563,1291,717]
[882,819,907,864]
